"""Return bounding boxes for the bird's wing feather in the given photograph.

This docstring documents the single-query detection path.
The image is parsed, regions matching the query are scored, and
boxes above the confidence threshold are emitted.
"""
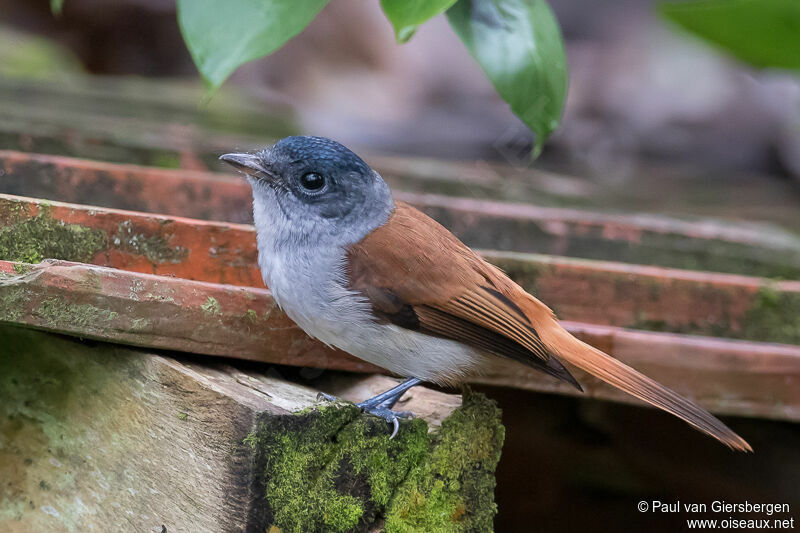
[347,201,751,452]
[347,202,579,387]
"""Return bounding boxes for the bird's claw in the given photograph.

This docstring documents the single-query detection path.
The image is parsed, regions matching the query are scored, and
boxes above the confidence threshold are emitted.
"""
[316,391,415,438]
[359,405,415,440]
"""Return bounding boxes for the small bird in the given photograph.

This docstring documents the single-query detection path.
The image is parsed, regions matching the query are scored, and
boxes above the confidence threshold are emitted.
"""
[221,136,751,451]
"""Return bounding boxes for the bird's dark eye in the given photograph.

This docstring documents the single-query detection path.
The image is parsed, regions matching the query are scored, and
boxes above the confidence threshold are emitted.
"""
[300,172,326,192]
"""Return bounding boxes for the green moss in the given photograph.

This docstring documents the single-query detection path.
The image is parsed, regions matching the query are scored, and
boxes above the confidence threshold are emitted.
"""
[36,298,119,329]
[247,393,503,532]
[250,403,417,532]
[177,412,188,421]
[202,296,221,316]
[385,392,504,533]
[742,285,800,344]
[0,286,30,322]
[246,309,259,323]
[112,220,188,265]
[0,205,107,264]
[624,285,800,345]
[150,153,182,169]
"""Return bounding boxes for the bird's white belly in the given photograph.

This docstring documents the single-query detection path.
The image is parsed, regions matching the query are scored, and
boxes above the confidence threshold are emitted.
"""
[259,243,484,384]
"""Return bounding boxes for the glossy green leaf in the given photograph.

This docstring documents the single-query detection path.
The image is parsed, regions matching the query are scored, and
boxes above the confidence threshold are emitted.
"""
[177,0,329,90]
[447,0,567,157]
[660,0,800,72]
[380,0,458,43]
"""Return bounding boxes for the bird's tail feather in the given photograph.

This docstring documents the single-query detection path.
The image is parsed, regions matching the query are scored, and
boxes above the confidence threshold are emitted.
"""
[538,319,752,452]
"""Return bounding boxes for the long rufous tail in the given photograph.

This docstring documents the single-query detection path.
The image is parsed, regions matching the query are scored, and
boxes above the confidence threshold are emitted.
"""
[537,317,752,452]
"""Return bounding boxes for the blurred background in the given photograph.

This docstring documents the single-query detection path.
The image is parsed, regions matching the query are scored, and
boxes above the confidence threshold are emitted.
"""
[1,0,798,531]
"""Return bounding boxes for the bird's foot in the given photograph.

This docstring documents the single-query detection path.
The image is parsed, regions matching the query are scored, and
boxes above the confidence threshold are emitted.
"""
[316,392,414,438]
[358,404,415,440]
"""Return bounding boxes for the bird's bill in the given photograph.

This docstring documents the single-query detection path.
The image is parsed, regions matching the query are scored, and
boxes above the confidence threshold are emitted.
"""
[219,153,269,179]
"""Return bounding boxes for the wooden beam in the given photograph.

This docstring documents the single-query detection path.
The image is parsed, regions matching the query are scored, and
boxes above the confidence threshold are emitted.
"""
[2,193,798,344]
[0,324,502,532]
[1,259,798,422]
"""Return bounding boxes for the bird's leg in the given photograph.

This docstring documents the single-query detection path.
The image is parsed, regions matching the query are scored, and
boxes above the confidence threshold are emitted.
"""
[314,377,421,407]
[317,377,423,439]
[357,378,422,439]
[377,394,404,411]
[357,377,422,410]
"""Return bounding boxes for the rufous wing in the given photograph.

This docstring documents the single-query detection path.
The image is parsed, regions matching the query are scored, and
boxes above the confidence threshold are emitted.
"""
[347,201,579,387]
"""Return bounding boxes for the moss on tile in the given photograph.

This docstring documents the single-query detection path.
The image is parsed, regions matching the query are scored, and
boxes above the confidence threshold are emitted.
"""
[112,220,188,265]
[0,204,107,264]
[743,285,800,344]
[201,296,220,316]
[0,285,28,322]
[36,298,119,330]
[625,285,800,345]
[12,263,32,275]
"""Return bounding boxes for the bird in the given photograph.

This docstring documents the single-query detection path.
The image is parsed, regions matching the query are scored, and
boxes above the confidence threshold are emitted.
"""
[220,135,751,452]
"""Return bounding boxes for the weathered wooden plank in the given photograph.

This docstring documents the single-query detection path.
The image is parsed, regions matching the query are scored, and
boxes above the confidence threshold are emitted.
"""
[3,150,799,278]
[1,259,798,422]
[2,193,798,344]
[0,324,503,532]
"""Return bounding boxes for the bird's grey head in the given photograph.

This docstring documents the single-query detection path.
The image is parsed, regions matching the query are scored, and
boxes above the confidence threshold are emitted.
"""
[220,136,394,248]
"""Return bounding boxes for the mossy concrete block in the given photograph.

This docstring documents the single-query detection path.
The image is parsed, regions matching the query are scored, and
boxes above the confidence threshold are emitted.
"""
[0,325,504,532]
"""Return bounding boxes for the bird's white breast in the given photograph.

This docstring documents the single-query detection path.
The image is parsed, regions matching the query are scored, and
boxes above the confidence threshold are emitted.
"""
[257,238,485,384]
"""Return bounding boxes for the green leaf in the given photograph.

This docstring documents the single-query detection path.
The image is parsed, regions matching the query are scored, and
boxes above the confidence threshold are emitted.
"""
[380,0,458,43]
[177,0,329,91]
[660,0,800,72]
[51,0,64,16]
[447,0,567,157]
